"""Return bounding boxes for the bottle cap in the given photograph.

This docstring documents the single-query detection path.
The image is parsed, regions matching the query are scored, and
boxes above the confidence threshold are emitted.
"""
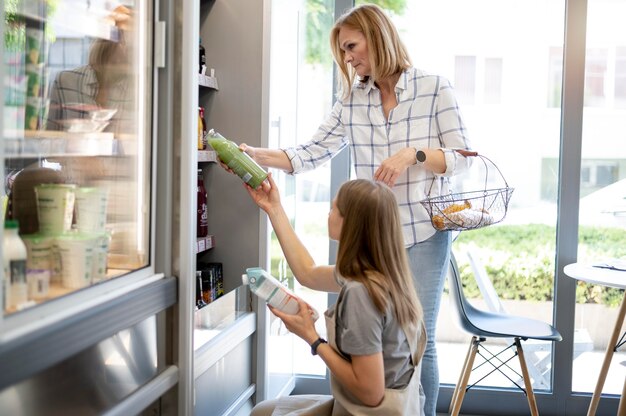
[4,219,19,229]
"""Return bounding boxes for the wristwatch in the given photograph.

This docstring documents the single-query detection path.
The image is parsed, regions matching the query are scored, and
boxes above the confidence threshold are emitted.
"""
[415,149,426,165]
[310,337,328,355]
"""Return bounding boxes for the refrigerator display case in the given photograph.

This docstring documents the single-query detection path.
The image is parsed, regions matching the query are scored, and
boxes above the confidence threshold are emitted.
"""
[1,0,273,414]
[2,0,154,315]
[0,1,178,414]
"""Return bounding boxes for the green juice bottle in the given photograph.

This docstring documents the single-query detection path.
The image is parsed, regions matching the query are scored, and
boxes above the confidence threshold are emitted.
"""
[206,129,268,189]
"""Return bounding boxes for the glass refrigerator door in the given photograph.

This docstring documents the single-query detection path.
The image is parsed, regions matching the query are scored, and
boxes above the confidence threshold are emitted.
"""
[2,0,152,322]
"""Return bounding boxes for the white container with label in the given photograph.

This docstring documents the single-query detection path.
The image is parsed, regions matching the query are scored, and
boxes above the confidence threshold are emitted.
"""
[34,183,76,235]
[75,187,108,233]
[55,233,96,289]
[242,267,318,320]
[91,232,111,283]
[3,220,28,311]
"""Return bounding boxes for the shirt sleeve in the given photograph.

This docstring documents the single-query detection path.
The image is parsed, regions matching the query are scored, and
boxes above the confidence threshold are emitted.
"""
[434,77,473,177]
[337,283,384,357]
[282,100,349,174]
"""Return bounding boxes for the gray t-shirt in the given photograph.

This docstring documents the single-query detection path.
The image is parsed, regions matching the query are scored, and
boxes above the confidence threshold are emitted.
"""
[334,277,414,389]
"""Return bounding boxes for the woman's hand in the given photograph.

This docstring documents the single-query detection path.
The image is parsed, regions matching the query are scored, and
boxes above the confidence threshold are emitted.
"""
[268,297,320,345]
[244,172,281,214]
[217,143,261,176]
[373,147,416,187]
[239,143,257,161]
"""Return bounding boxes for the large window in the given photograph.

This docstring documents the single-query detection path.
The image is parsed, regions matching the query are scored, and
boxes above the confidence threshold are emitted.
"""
[388,0,566,394]
[574,0,626,398]
[270,0,626,413]
[266,0,335,389]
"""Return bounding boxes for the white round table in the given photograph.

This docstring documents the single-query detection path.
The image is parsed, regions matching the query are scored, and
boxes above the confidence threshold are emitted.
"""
[564,262,626,416]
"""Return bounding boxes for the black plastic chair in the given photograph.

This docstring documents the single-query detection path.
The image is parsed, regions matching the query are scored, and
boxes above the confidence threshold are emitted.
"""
[447,251,562,416]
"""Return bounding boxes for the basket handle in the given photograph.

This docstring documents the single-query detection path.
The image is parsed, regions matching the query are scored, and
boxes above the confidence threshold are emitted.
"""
[426,149,509,198]
[454,149,479,157]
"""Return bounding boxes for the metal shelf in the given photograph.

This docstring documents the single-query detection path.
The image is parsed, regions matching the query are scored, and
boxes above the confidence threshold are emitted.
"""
[196,234,215,253]
[198,150,218,163]
[199,74,219,90]
[13,7,120,42]
[4,130,119,158]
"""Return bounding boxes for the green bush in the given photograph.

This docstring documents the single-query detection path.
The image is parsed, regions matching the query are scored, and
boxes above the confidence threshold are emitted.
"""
[454,224,626,307]
[270,224,626,307]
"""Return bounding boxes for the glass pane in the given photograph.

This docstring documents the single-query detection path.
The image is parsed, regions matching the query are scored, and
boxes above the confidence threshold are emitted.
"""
[574,0,626,396]
[3,1,151,314]
[384,0,565,391]
[267,0,334,380]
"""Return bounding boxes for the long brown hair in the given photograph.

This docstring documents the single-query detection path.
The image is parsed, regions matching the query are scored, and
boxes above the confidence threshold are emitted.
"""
[330,4,412,99]
[335,179,422,330]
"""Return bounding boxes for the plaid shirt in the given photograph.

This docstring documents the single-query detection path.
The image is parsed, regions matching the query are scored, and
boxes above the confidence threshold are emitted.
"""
[284,67,472,246]
[46,65,133,135]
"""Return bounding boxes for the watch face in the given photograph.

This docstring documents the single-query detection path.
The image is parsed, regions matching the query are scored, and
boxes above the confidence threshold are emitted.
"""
[416,150,426,163]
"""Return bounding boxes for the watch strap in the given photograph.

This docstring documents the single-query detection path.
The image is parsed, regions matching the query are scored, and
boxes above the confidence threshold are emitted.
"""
[310,337,327,355]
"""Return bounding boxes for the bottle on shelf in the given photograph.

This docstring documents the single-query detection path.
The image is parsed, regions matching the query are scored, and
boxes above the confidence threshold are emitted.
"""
[197,108,205,150]
[196,271,207,309]
[197,169,208,238]
[3,220,28,311]
[199,107,208,149]
[200,268,214,304]
[199,37,206,74]
[206,129,268,189]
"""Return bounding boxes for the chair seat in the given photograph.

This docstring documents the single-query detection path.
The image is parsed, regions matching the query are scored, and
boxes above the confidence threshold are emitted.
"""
[461,302,563,341]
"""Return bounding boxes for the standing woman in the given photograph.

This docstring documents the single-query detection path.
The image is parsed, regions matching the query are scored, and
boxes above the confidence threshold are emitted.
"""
[248,175,426,415]
[233,4,472,414]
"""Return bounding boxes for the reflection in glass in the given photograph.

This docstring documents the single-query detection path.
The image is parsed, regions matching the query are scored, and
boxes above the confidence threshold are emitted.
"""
[2,1,151,315]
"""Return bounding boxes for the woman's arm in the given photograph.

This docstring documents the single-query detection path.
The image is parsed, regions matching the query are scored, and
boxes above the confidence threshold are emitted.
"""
[271,299,385,407]
[318,346,385,406]
[373,147,446,187]
[434,78,472,176]
[245,173,340,293]
[239,145,294,173]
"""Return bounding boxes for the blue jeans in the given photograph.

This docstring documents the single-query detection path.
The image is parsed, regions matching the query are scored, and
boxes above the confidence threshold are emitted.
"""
[407,231,452,416]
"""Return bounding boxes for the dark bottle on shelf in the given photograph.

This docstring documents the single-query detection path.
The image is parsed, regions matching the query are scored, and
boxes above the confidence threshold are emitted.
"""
[201,268,214,304]
[197,169,208,237]
[210,262,224,299]
[199,37,206,74]
[199,107,208,149]
[196,271,207,309]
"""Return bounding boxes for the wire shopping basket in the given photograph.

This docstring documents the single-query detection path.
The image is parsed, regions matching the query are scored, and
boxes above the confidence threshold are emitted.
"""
[419,150,514,231]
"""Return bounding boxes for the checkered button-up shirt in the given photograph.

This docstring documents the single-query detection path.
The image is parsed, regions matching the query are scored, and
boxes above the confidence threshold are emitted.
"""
[283,67,472,246]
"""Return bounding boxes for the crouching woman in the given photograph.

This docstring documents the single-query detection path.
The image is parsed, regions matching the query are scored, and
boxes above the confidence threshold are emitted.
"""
[246,175,427,415]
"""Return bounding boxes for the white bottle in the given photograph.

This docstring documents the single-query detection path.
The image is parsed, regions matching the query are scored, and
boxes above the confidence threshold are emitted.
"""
[3,220,28,311]
[242,267,318,320]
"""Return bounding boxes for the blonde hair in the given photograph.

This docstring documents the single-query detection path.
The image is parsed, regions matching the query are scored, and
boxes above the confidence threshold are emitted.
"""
[89,35,129,86]
[330,4,412,99]
[335,179,422,330]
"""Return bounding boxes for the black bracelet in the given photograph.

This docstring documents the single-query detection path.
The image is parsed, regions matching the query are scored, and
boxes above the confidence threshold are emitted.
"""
[310,337,327,355]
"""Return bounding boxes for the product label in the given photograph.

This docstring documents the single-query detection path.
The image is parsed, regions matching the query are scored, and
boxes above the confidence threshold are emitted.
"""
[266,288,299,315]
[251,277,299,315]
[241,172,252,183]
[10,259,26,284]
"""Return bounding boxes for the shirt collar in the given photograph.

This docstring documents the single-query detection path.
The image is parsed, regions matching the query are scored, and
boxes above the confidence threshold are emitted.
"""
[356,69,410,95]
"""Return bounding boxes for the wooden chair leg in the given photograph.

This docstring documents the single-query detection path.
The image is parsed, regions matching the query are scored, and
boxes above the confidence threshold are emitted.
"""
[450,336,480,416]
[515,338,539,416]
